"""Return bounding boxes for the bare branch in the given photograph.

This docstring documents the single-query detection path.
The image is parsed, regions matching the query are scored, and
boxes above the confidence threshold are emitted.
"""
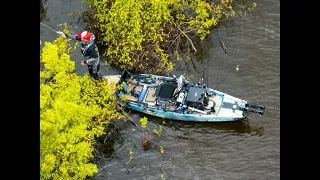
[171,33,182,45]
[176,36,180,52]
[177,26,197,52]
[185,28,196,33]
[138,51,147,62]
[94,148,103,159]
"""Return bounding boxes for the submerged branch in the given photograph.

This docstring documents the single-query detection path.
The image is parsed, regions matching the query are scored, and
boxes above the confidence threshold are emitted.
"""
[116,102,137,127]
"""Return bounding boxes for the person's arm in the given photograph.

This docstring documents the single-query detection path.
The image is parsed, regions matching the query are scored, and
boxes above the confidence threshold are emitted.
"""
[57,31,81,41]
[65,34,81,41]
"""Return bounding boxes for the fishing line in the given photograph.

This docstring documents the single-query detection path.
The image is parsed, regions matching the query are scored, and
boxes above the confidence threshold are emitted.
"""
[211,28,242,90]
[213,55,240,90]
[40,22,59,34]
[213,28,241,69]
[214,68,232,90]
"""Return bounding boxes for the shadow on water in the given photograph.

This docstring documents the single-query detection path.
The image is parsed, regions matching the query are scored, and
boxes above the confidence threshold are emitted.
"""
[130,111,264,136]
[90,118,135,164]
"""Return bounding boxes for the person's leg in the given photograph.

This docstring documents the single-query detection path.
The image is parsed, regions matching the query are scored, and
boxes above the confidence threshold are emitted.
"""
[92,60,101,80]
[96,62,102,78]
[96,63,100,73]
[88,65,93,77]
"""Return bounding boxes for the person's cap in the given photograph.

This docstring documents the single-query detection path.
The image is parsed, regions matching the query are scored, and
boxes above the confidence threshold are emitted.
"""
[77,31,91,41]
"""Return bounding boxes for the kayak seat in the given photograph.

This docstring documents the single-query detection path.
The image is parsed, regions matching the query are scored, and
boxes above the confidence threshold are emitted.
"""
[155,83,178,100]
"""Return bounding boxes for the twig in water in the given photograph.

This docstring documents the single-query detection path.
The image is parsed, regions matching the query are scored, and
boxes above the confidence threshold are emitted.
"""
[124,164,130,174]
[103,131,112,144]
[116,102,137,127]
[94,149,103,159]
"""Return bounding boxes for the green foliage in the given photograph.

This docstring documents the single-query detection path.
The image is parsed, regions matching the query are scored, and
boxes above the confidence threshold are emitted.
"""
[84,0,238,74]
[232,0,257,17]
[140,117,149,128]
[127,148,133,163]
[153,120,165,136]
[40,36,119,179]
[159,146,164,154]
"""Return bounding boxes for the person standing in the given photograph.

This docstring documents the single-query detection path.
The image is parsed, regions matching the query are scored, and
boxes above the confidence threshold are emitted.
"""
[57,31,101,80]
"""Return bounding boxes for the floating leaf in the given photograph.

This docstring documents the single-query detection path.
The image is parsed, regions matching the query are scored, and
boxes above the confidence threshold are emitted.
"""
[160,146,164,154]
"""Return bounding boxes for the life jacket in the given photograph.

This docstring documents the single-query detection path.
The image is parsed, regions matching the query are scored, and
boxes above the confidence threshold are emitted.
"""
[80,43,99,59]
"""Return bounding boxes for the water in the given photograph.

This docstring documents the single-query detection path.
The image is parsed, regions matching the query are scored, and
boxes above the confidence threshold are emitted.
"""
[40,0,280,179]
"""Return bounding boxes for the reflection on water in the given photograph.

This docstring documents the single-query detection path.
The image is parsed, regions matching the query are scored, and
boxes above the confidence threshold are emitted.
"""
[89,110,266,180]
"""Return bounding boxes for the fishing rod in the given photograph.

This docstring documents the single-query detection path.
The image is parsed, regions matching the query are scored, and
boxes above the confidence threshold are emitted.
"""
[198,29,227,87]
[211,28,243,89]
[212,29,227,54]
[217,35,227,54]
[40,22,60,34]
[206,67,209,86]
[200,60,209,87]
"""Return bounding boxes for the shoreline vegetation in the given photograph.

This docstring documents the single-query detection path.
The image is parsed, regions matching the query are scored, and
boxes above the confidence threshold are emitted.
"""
[40,0,256,179]
[40,37,120,179]
[83,0,236,75]
[83,0,256,75]
[40,0,47,22]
